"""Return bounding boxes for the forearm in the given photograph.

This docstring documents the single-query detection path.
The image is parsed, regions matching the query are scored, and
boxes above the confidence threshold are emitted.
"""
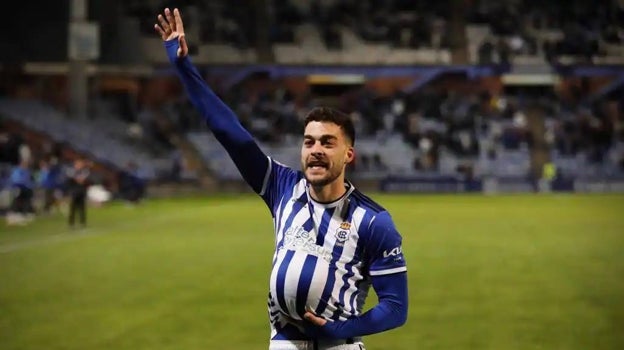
[317,273,408,339]
[165,40,248,139]
[165,39,268,192]
[324,297,407,338]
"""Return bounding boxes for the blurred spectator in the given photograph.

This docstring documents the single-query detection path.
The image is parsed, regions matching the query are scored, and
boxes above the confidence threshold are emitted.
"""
[6,160,35,225]
[496,38,511,66]
[415,134,439,171]
[478,39,495,65]
[0,131,22,165]
[18,138,32,165]
[0,128,9,163]
[169,149,183,182]
[117,161,147,204]
[38,157,63,214]
[66,158,91,228]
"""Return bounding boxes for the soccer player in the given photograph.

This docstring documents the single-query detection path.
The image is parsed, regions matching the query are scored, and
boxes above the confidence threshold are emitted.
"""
[155,8,408,350]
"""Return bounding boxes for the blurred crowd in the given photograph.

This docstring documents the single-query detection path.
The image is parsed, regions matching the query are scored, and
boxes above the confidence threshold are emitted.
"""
[270,0,452,50]
[472,0,624,64]
[1,0,622,225]
[126,0,452,50]
[0,124,147,226]
[122,0,624,65]
[141,71,622,176]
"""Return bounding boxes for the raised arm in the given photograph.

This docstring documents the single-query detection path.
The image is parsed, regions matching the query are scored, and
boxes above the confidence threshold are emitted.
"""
[154,8,269,193]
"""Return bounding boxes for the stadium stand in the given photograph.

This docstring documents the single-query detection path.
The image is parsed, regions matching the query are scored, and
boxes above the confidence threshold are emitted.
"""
[121,0,624,66]
[0,99,173,181]
[0,0,622,201]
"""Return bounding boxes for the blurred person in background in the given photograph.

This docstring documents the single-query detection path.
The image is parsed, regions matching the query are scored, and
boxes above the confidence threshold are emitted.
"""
[38,157,63,214]
[18,138,32,165]
[0,127,10,163]
[117,161,146,205]
[0,130,22,165]
[6,160,35,225]
[66,158,91,228]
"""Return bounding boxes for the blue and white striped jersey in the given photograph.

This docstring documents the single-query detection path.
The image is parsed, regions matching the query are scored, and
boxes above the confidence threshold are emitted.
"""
[258,158,407,339]
[164,40,408,342]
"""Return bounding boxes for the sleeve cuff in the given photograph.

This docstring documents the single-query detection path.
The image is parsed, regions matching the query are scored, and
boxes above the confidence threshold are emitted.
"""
[164,38,181,63]
[259,156,272,196]
[369,267,407,276]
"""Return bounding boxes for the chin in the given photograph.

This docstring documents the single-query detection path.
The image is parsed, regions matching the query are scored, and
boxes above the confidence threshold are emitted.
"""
[305,170,342,187]
[305,174,330,187]
[309,180,331,187]
[302,169,325,183]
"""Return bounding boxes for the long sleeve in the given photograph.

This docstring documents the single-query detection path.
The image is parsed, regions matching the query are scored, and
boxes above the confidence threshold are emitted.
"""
[307,272,408,338]
[304,209,408,339]
[165,39,269,193]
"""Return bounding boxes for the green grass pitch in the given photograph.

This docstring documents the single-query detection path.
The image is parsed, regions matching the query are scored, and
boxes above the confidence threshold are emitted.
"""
[1,193,623,350]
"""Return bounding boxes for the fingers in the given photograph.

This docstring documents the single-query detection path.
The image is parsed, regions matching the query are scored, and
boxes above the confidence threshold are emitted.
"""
[154,8,183,42]
[154,24,166,40]
[165,8,176,32]
[157,13,170,34]
[303,311,327,326]
[173,8,185,34]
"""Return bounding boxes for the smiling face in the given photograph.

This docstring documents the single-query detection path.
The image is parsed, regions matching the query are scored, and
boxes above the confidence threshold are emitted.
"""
[301,121,354,187]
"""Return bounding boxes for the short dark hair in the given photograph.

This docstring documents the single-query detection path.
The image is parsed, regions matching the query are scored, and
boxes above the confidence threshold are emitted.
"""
[304,107,355,146]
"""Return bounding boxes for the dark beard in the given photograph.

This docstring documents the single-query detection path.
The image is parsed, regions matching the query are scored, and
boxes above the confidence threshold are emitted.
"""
[302,167,341,187]
[306,175,333,187]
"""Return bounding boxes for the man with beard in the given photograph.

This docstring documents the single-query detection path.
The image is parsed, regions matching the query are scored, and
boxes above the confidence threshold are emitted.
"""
[155,8,408,350]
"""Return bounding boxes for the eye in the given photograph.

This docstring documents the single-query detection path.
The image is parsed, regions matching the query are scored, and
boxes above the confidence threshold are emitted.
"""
[321,139,336,148]
[304,139,314,147]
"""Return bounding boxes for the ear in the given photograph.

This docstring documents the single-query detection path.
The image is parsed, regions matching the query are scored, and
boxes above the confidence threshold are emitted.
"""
[345,147,355,164]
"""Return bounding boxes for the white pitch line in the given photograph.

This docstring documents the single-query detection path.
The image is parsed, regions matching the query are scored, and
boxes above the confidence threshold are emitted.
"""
[0,229,99,253]
[0,204,218,254]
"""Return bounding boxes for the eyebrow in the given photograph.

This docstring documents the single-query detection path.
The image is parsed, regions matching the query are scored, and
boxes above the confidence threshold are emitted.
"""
[304,134,338,142]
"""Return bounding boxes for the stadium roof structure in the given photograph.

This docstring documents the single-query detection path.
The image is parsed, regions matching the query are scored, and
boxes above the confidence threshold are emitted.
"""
[153,63,508,90]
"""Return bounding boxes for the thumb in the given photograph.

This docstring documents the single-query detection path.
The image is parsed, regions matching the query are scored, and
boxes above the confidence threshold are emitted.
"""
[177,34,188,57]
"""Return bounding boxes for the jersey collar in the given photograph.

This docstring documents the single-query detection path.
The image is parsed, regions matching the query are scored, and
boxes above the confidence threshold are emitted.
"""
[305,181,355,209]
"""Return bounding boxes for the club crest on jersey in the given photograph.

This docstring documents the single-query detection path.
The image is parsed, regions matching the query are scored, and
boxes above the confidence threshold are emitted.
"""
[334,222,351,245]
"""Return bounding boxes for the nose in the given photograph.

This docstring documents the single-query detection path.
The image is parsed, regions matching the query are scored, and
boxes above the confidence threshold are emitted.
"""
[310,152,324,161]
[310,141,324,156]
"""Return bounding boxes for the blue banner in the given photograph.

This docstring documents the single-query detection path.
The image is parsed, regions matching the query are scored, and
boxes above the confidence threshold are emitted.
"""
[380,176,483,193]
[574,176,624,193]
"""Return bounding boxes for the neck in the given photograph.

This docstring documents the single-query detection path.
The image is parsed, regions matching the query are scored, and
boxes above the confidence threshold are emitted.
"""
[309,176,348,203]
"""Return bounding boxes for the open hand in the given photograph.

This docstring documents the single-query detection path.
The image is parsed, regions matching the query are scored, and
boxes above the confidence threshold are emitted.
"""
[154,8,188,57]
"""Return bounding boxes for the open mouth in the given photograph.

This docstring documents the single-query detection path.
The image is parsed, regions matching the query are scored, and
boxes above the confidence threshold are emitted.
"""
[307,160,328,170]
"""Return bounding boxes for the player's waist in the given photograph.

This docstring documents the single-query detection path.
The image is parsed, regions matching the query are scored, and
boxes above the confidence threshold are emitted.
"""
[269,339,364,350]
